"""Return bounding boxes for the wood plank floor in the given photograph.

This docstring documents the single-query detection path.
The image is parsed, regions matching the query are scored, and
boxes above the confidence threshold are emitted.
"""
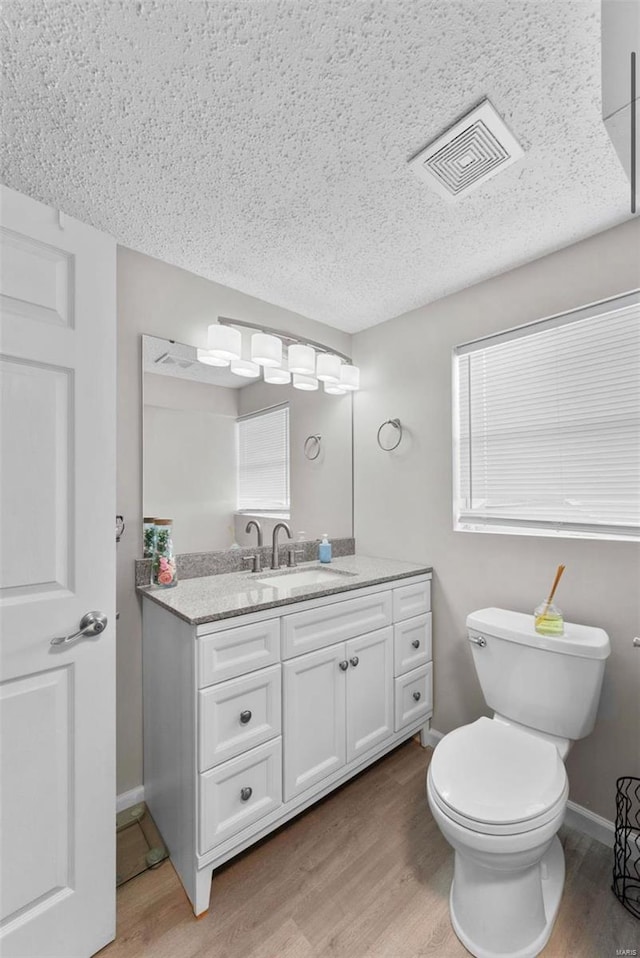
[100,740,639,958]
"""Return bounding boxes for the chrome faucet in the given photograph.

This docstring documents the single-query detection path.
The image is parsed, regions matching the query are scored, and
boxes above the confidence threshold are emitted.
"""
[245,519,263,547]
[271,522,292,569]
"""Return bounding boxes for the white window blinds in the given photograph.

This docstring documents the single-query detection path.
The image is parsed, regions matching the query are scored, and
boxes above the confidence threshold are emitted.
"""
[237,404,290,513]
[453,290,640,540]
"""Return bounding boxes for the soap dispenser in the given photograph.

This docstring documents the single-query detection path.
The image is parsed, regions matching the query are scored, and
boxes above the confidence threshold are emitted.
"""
[318,534,332,564]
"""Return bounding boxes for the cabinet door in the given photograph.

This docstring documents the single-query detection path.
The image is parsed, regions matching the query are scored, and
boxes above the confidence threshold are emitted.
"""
[346,627,394,763]
[283,644,347,801]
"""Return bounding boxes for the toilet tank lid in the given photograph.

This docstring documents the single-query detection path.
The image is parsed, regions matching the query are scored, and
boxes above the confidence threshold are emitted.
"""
[466,608,610,660]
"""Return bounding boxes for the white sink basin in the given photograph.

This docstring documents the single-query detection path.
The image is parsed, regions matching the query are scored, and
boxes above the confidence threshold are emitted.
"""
[255,567,356,590]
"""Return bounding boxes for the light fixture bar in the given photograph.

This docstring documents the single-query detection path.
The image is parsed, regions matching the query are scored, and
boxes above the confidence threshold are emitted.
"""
[217,316,352,364]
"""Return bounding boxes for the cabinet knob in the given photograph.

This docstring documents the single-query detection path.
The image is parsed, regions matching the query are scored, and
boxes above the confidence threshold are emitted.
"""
[411,639,420,649]
[240,786,253,802]
[240,710,252,725]
[349,656,359,667]
[412,691,421,702]
[339,660,349,671]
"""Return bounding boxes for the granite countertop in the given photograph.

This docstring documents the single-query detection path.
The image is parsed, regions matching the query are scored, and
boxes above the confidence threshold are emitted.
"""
[138,555,432,626]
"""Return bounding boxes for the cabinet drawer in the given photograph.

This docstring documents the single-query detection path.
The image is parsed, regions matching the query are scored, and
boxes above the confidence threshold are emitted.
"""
[393,580,431,622]
[198,738,282,854]
[282,591,392,659]
[198,619,280,687]
[394,613,432,677]
[394,663,432,732]
[198,665,281,771]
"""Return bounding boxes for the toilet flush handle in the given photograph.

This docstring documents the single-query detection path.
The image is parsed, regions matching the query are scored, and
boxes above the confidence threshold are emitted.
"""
[469,635,487,648]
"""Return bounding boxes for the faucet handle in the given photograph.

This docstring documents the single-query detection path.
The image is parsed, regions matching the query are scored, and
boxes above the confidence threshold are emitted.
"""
[287,548,305,568]
[242,555,261,574]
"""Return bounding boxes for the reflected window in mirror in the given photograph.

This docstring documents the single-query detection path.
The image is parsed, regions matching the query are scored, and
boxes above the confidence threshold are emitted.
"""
[237,404,290,519]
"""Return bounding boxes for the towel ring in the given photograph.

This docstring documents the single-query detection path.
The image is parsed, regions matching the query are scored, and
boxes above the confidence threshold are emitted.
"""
[304,435,322,460]
[377,418,402,451]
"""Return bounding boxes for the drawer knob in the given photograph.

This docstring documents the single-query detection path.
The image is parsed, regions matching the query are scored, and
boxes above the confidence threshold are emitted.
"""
[349,656,359,667]
[411,639,420,649]
[240,786,253,802]
[412,691,422,702]
[339,660,349,671]
[240,710,252,725]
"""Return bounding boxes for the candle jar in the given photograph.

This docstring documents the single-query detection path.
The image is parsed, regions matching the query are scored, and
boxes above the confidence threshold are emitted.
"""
[153,519,177,588]
[534,602,564,636]
[143,517,156,559]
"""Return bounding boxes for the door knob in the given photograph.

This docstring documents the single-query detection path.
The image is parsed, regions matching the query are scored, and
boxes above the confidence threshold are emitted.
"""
[412,639,420,649]
[339,660,349,671]
[240,710,252,724]
[51,611,108,647]
[413,691,422,701]
[633,637,640,648]
[349,656,359,667]
[240,787,253,802]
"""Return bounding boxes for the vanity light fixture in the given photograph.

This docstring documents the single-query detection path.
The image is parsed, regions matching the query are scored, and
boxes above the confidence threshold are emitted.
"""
[292,373,319,391]
[230,358,260,379]
[212,316,360,392]
[196,348,229,367]
[207,323,242,362]
[316,352,342,383]
[339,364,360,391]
[264,360,291,385]
[288,343,316,375]
[323,381,347,395]
[251,332,282,367]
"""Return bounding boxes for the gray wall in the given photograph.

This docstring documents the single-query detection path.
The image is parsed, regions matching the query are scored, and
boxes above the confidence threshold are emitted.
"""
[352,218,640,821]
[117,247,351,793]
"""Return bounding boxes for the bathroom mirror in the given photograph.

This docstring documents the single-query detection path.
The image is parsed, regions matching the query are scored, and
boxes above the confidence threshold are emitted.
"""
[142,334,353,554]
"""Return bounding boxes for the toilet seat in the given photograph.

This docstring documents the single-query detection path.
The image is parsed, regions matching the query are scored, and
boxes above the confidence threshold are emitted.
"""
[429,717,568,836]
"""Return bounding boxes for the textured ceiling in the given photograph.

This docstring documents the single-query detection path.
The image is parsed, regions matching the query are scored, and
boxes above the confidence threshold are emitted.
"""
[0,1,631,333]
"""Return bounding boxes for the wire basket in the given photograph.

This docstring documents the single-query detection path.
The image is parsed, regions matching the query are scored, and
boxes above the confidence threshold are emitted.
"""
[612,776,640,919]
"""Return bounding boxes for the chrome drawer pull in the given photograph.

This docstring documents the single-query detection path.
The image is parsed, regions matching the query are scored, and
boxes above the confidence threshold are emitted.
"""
[412,691,421,702]
[240,787,252,802]
[240,710,252,725]
[339,660,349,671]
[411,639,420,649]
[349,656,359,667]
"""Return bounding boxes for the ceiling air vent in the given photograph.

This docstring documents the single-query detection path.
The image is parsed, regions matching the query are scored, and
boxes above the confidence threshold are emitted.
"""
[409,99,524,201]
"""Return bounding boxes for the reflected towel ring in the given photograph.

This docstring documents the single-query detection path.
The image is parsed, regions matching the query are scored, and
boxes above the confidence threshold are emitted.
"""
[304,435,322,460]
[377,418,402,451]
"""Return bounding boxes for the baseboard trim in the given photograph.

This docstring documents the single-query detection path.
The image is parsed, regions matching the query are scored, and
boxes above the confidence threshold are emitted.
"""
[565,800,615,847]
[116,785,145,814]
[419,727,444,749]
[428,727,614,847]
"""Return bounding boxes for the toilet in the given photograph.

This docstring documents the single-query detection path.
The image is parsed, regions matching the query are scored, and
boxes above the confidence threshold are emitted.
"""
[427,607,610,958]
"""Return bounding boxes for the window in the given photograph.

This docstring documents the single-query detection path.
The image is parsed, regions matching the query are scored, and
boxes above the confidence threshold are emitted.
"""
[237,404,290,514]
[453,290,640,541]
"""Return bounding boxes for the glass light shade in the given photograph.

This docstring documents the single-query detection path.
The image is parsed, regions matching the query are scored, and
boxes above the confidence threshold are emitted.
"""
[288,343,316,375]
[251,332,282,367]
[323,381,347,395]
[230,358,260,379]
[292,373,318,391]
[207,323,242,361]
[339,363,360,391]
[316,353,342,383]
[264,362,291,384]
[196,348,229,367]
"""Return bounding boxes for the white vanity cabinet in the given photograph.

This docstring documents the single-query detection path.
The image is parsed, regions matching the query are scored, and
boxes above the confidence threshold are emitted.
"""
[283,626,394,800]
[142,569,432,917]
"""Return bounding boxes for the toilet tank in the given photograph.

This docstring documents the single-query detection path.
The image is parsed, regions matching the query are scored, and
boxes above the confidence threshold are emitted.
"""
[466,608,610,740]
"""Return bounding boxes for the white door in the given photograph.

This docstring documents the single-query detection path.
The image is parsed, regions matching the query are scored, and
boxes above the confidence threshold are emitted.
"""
[346,628,393,763]
[283,644,347,801]
[0,186,116,958]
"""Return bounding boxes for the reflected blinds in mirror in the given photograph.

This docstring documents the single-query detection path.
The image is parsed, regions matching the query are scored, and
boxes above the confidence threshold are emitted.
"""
[237,404,290,512]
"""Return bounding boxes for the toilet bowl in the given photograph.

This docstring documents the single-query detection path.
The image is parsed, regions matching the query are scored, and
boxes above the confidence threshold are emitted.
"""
[427,718,569,958]
[426,608,610,958]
